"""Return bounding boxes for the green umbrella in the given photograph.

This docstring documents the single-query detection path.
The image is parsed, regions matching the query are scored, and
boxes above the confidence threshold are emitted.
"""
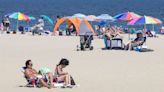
[40,15,53,25]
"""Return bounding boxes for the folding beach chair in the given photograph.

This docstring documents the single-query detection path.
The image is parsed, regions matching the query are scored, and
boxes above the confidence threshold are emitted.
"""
[21,67,42,88]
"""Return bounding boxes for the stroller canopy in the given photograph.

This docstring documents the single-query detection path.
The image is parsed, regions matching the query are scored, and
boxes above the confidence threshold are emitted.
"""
[79,19,96,36]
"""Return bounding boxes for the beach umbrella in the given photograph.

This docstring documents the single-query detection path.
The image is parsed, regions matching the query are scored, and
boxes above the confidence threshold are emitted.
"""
[8,12,30,31]
[64,16,72,19]
[27,16,36,20]
[95,14,115,21]
[85,15,97,21]
[40,15,54,25]
[72,13,87,19]
[127,16,162,25]
[9,12,29,20]
[128,16,162,34]
[114,12,141,21]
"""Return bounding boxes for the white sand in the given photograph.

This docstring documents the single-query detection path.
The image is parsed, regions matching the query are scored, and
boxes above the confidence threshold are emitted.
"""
[0,33,164,92]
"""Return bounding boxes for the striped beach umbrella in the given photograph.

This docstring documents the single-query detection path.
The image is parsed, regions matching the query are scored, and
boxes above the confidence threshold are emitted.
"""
[127,16,162,25]
[9,12,29,20]
[114,12,141,21]
[8,12,31,31]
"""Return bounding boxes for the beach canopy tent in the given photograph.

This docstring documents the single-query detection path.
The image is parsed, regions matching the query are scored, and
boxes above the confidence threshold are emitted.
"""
[54,17,96,35]
[54,17,80,32]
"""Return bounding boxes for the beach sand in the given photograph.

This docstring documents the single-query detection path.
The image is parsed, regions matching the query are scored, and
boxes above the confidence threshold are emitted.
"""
[0,33,164,92]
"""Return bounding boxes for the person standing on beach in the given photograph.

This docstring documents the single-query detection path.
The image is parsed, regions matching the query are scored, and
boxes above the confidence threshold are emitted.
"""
[2,16,10,32]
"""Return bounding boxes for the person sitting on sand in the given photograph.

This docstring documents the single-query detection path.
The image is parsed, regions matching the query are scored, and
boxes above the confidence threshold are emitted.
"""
[54,58,75,87]
[24,60,54,89]
[124,32,146,50]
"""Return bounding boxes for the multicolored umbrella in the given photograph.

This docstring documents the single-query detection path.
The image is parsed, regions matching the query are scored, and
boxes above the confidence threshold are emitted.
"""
[8,12,31,31]
[27,16,36,20]
[114,12,141,21]
[127,16,162,25]
[41,15,53,25]
[9,12,29,20]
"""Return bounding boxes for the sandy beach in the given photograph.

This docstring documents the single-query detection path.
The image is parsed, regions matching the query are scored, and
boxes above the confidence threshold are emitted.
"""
[0,33,164,92]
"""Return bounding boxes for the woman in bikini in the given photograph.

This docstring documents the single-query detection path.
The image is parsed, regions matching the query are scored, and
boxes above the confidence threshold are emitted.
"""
[54,58,72,87]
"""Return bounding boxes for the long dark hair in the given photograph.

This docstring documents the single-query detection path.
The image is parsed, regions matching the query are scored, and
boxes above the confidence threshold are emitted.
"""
[58,58,69,66]
[25,60,31,67]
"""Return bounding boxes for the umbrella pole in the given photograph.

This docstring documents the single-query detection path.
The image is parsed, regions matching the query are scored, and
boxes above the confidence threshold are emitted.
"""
[16,20,19,32]
[152,24,154,31]
[128,26,130,40]
[144,24,147,32]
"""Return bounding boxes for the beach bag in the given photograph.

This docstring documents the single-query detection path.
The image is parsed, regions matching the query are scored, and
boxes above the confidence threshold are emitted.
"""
[70,76,76,85]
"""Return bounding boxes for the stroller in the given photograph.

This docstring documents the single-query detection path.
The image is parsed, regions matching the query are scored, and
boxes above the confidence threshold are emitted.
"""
[77,32,94,51]
[76,19,96,51]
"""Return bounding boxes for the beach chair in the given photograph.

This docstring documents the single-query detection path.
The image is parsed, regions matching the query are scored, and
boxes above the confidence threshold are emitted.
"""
[133,37,148,52]
[21,67,42,87]
[110,38,124,50]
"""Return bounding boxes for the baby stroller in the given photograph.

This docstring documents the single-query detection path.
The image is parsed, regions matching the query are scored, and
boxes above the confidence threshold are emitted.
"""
[76,19,96,51]
[77,32,94,51]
